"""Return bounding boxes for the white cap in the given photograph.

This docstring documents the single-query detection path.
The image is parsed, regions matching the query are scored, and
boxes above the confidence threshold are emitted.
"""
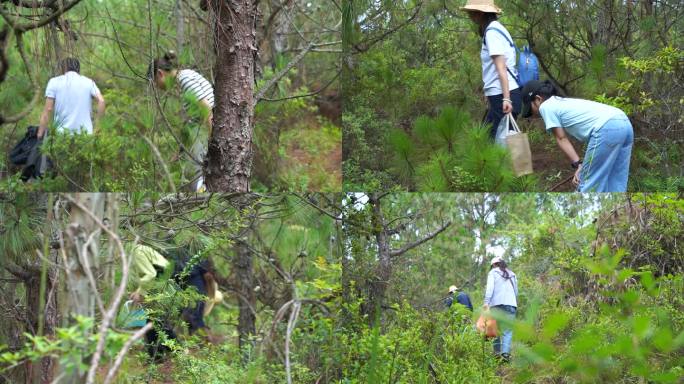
[490,256,504,266]
[448,285,458,293]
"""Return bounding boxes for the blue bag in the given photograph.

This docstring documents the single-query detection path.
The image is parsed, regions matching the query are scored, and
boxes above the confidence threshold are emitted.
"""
[118,300,147,329]
[484,28,540,88]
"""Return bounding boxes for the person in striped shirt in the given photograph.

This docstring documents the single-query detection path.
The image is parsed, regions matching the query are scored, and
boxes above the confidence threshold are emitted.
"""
[148,51,214,191]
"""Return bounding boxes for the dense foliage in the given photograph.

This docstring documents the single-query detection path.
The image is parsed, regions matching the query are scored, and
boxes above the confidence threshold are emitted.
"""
[342,0,683,191]
[0,193,682,383]
[0,0,341,192]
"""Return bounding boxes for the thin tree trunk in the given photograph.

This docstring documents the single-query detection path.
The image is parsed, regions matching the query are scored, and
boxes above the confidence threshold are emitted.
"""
[365,193,390,325]
[206,0,258,192]
[234,240,256,359]
[104,193,119,290]
[59,193,104,383]
[175,0,185,55]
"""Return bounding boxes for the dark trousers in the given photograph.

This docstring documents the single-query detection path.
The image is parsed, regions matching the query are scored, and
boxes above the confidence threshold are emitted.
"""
[182,272,208,333]
[145,319,178,359]
[485,88,522,140]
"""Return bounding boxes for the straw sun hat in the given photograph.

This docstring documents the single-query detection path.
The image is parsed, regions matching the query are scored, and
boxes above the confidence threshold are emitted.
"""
[460,0,502,14]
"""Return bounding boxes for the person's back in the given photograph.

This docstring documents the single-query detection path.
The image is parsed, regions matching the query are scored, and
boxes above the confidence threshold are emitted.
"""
[456,291,474,311]
[39,58,105,139]
[539,96,628,142]
[46,71,100,133]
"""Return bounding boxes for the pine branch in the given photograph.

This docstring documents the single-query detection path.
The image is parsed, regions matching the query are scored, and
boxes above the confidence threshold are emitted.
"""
[390,221,452,258]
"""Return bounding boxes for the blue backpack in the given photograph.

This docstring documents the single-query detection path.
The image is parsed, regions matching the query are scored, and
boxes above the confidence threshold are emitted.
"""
[484,28,540,88]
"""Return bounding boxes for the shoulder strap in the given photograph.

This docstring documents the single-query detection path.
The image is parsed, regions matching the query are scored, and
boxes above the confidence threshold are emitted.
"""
[484,27,521,87]
[484,27,519,53]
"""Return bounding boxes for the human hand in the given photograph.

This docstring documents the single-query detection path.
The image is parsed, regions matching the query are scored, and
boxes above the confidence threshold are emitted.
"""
[502,100,513,114]
[129,291,143,304]
[573,164,582,186]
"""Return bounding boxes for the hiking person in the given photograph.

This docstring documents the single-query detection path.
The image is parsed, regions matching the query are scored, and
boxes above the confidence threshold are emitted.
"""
[483,256,518,362]
[38,58,106,138]
[445,285,473,311]
[148,52,214,192]
[461,0,522,139]
[521,80,634,192]
[129,243,178,360]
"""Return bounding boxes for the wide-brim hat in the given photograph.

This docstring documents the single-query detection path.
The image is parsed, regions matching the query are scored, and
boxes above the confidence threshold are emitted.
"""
[460,0,502,14]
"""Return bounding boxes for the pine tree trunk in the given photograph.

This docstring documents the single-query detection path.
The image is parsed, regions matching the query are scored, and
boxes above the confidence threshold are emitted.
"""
[234,240,256,357]
[59,193,104,383]
[206,0,258,192]
[27,259,59,384]
[365,193,391,325]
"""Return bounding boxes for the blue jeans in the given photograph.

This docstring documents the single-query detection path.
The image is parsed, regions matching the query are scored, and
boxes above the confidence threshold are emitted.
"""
[492,305,516,355]
[579,117,634,192]
[486,88,522,140]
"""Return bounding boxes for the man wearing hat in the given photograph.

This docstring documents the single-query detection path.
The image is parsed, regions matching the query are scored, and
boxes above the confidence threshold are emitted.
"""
[445,284,474,311]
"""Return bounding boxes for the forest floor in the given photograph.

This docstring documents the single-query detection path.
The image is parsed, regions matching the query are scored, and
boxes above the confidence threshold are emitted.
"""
[522,119,577,192]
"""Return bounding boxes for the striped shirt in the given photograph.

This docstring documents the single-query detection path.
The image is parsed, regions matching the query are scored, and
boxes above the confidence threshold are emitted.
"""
[176,69,214,109]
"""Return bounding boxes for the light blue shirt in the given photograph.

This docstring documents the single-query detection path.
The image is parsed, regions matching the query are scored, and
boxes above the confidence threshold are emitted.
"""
[484,268,518,307]
[539,96,628,142]
[45,72,101,134]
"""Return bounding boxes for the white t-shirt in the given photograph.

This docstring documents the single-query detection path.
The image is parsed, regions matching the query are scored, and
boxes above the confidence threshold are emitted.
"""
[481,21,519,97]
[45,72,100,134]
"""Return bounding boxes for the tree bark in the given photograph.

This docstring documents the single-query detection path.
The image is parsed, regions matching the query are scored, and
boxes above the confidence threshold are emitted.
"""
[234,239,256,358]
[59,193,104,383]
[365,193,390,325]
[206,0,259,192]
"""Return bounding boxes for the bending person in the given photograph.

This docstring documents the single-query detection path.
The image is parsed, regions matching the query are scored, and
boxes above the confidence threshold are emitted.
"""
[445,284,473,311]
[148,52,214,192]
[129,243,177,361]
[521,80,634,192]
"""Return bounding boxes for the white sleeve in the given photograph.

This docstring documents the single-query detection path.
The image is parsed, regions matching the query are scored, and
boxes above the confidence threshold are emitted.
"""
[91,80,101,97]
[485,29,510,57]
[484,272,495,306]
[45,78,57,99]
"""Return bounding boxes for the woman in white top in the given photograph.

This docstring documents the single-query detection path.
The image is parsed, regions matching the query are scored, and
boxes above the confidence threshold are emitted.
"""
[461,0,522,140]
[148,52,214,192]
[483,256,518,362]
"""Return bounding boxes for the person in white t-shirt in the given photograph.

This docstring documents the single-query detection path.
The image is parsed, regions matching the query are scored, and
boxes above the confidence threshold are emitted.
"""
[148,51,214,192]
[38,58,106,138]
[461,0,522,139]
